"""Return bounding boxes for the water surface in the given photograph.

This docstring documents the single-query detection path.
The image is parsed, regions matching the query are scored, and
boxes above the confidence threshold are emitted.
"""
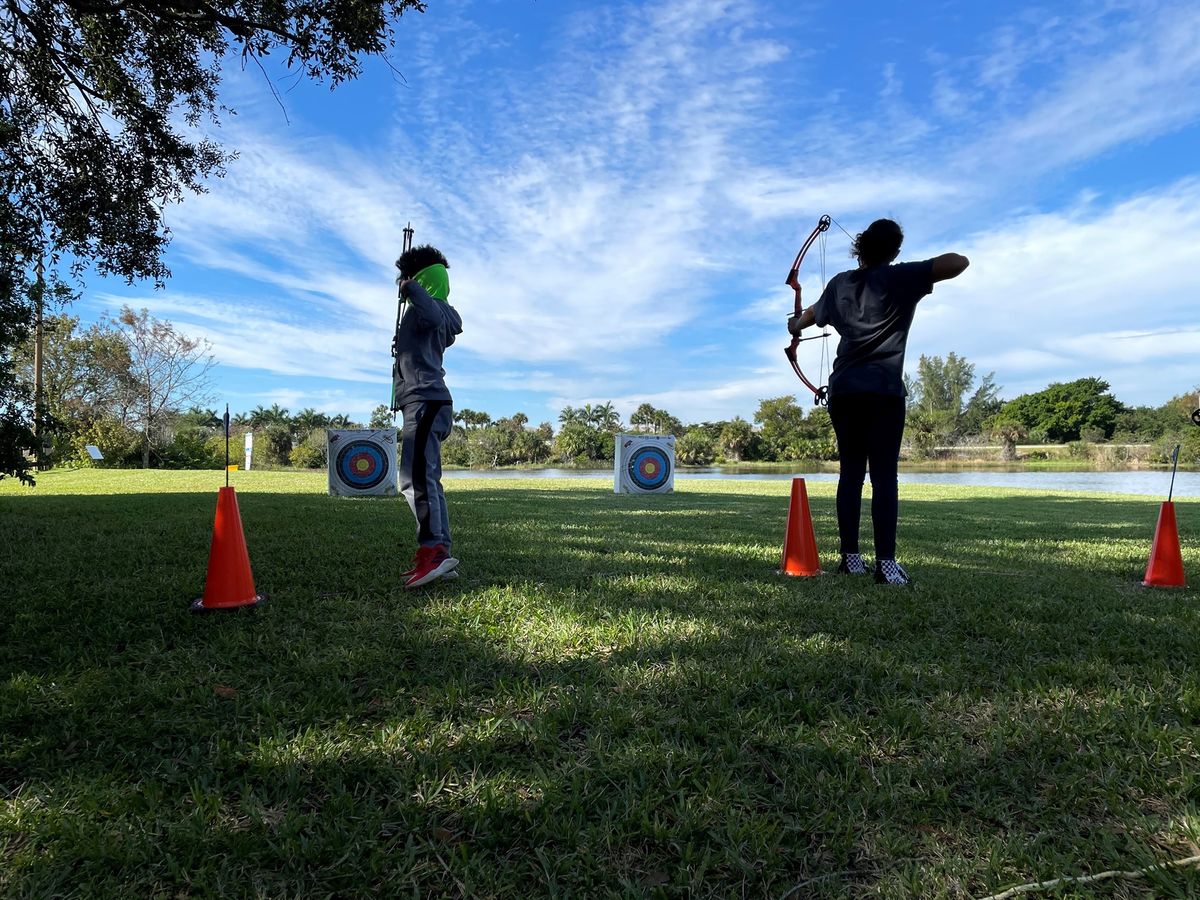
[444,467,1200,497]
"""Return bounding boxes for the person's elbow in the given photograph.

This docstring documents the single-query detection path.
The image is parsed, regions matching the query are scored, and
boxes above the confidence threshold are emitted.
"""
[931,253,970,282]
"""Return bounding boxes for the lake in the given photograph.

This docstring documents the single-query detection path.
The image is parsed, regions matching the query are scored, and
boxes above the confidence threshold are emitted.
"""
[444,467,1200,498]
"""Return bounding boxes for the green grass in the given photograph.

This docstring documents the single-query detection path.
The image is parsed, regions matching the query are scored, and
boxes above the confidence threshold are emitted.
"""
[2,469,1199,898]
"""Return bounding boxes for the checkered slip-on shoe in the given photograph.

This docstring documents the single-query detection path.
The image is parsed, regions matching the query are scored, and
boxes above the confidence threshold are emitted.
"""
[837,553,869,575]
[874,559,912,585]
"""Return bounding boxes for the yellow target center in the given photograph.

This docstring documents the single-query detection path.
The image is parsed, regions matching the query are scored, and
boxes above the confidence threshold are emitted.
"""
[644,462,657,475]
[355,459,370,473]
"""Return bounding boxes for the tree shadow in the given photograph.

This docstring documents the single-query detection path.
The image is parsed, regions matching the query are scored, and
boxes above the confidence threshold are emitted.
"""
[1,485,1198,896]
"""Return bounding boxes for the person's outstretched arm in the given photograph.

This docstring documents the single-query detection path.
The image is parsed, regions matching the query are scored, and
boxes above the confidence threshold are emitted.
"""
[931,253,969,282]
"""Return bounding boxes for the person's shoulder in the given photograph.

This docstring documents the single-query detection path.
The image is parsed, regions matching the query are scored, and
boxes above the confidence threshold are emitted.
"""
[888,260,934,274]
[885,259,935,285]
[883,259,935,298]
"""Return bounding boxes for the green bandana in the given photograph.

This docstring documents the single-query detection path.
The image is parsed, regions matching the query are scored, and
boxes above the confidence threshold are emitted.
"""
[413,264,449,301]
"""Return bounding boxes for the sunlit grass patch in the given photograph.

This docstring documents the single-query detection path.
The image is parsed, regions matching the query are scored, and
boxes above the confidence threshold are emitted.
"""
[2,470,1198,897]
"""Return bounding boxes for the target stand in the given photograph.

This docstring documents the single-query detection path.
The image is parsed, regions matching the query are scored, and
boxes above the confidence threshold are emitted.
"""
[614,434,675,494]
[327,429,399,497]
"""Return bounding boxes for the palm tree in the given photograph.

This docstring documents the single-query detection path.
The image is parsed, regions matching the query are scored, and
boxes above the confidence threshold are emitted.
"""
[457,409,492,430]
[294,407,330,437]
[265,403,290,426]
[630,403,657,432]
[596,401,621,431]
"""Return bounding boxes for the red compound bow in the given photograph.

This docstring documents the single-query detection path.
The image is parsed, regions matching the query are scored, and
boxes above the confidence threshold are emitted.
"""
[784,215,832,405]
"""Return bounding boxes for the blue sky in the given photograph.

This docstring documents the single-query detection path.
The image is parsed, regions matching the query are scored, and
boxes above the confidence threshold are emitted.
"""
[86,0,1200,425]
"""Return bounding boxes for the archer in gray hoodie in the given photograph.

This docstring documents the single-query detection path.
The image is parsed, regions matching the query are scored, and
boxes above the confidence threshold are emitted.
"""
[391,244,464,588]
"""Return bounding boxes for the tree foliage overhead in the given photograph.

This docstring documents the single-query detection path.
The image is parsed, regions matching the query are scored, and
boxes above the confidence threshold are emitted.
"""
[2,0,426,282]
[0,0,426,481]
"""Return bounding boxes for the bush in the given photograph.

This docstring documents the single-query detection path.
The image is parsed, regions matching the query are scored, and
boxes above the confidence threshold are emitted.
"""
[289,431,328,469]
[1090,443,1129,467]
[1154,431,1200,466]
[262,424,295,467]
[1183,428,1200,465]
[676,428,716,466]
[157,427,224,469]
[62,415,140,468]
[442,430,469,466]
[290,444,324,469]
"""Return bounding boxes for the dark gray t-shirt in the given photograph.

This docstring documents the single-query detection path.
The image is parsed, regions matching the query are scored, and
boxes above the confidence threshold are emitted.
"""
[810,260,934,398]
[392,281,463,409]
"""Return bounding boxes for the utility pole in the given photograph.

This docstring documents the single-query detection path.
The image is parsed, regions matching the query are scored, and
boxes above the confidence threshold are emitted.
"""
[33,257,45,469]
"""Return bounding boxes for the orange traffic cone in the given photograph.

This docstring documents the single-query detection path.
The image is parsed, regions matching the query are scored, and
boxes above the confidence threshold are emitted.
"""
[1143,501,1186,588]
[780,477,822,576]
[191,486,266,611]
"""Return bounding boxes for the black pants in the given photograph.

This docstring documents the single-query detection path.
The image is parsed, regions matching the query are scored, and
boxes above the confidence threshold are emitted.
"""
[827,392,906,560]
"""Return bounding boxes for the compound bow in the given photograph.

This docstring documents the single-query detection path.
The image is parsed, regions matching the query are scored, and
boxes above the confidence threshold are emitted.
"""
[784,215,832,405]
[390,222,415,415]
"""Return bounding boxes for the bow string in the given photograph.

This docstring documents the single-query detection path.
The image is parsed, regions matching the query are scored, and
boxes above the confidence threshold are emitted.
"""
[784,214,854,405]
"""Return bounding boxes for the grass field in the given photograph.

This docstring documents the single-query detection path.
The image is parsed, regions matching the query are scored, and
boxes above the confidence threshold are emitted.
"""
[2,469,1199,898]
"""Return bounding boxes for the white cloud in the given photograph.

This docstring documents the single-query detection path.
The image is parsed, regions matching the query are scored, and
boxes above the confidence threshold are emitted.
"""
[87,0,1200,423]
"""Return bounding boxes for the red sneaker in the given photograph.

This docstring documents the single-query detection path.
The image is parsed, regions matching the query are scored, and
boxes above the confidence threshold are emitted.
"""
[404,545,459,589]
[401,545,435,579]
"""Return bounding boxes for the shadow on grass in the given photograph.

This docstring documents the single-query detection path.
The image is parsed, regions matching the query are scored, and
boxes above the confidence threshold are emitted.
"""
[2,486,1199,897]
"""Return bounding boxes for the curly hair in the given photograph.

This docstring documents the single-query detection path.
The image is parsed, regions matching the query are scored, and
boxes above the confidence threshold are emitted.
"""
[851,219,904,267]
[395,244,449,280]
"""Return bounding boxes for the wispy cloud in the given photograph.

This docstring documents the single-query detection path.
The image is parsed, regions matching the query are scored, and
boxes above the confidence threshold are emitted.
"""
[89,0,1200,421]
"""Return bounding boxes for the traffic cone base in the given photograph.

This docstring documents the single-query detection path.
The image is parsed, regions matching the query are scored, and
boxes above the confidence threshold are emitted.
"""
[190,594,266,613]
[191,486,267,612]
[1142,501,1186,588]
[780,477,822,577]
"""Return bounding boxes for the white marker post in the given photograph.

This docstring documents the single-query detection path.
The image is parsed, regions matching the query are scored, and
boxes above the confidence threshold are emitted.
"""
[244,432,253,470]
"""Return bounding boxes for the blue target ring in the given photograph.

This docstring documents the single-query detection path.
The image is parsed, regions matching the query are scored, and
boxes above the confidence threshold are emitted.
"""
[627,445,672,491]
[335,440,389,490]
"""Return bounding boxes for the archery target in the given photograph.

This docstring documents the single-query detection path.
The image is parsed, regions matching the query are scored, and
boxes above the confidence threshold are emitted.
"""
[614,434,675,494]
[327,429,398,497]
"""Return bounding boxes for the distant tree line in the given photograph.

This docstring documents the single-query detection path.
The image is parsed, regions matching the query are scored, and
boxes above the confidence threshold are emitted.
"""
[9,308,372,472]
[5,305,1198,479]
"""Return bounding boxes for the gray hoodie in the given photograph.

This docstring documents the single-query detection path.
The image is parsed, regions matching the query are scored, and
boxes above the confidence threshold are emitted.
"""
[390,281,463,411]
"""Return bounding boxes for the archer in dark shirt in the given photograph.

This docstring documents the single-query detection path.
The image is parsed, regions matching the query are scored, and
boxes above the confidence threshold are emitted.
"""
[788,219,969,584]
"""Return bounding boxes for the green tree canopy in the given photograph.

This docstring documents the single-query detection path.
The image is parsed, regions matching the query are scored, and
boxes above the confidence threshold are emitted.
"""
[717,416,755,462]
[754,396,805,460]
[908,352,1001,442]
[998,377,1125,443]
[367,404,392,429]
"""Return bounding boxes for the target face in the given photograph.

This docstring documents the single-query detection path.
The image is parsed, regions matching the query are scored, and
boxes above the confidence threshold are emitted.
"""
[335,439,390,490]
[627,445,673,491]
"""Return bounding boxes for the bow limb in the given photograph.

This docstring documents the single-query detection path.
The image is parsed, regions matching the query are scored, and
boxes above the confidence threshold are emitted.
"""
[785,338,827,403]
[784,214,832,405]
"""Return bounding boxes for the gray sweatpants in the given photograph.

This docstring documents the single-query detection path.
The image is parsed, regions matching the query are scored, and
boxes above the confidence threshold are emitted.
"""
[399,400,454,550]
